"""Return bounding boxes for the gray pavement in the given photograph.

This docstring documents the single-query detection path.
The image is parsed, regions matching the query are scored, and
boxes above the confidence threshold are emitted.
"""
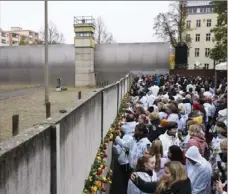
[0,87,43,100]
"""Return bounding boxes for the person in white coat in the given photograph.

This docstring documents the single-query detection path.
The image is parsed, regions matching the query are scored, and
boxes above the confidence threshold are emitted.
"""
[185,146,212,194]
[148,83,160,97]
[116,123,152,170]
[166,103,181,130]
[159,121,180,157]
[121,114,137,135]
[127,155,157,194]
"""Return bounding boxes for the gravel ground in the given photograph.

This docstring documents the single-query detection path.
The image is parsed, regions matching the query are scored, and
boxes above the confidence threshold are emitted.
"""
[0,84,40,92]
[0,87,95,142]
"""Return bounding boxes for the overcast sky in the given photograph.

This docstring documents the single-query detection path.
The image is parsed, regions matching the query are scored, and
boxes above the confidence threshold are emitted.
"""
[0,1,170,44]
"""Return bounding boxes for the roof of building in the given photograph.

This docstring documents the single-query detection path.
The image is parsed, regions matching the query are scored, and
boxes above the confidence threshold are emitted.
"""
[187,1,211,7]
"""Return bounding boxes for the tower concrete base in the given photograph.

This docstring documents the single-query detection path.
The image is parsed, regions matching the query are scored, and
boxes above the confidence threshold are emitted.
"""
[75,48,96,87]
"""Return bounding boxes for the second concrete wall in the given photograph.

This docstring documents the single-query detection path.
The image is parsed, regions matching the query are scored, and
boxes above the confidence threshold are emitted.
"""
[0,43,169,86]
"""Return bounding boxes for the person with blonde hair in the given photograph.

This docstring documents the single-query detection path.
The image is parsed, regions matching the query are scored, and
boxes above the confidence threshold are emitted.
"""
[149,140,168,180]
[130,161,191,194]
[157,102,168,120]
[182,120,198,144]
[185,124,208,156]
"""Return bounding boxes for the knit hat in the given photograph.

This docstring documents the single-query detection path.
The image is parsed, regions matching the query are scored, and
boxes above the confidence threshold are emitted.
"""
[160,119,168,127]
[192,116,203,124]
[193,101,201,110]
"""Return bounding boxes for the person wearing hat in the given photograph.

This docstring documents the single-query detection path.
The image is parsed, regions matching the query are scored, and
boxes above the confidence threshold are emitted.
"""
[185,146,212,194]
[189,101,204,124]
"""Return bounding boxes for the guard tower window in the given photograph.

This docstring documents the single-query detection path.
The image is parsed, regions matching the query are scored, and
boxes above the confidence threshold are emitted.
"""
[76,32,94,37]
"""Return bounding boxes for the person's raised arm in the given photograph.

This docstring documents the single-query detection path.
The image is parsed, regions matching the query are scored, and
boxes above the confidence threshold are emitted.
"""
[130,173,157,193]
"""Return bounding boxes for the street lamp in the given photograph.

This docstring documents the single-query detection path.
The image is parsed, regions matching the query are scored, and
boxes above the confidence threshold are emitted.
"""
[44,0,50,118]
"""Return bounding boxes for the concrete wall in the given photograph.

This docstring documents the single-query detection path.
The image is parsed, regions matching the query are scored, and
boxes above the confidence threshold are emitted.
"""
[0,126,52,194]
[0,44,75,86]
[0,75,131,194]
[94,42,170,84]
[0,43,169,86]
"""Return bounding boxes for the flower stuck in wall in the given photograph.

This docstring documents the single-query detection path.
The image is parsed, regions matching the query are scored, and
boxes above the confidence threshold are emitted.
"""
[83,93,129,194]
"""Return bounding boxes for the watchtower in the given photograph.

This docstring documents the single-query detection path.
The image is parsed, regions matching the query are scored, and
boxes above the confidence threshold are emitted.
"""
[74,16,96,86]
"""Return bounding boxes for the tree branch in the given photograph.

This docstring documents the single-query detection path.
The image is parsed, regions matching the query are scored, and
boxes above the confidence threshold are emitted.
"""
[40,21,65,44]
[95,16,115,44]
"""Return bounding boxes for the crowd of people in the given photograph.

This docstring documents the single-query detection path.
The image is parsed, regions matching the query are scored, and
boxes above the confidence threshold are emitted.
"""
[112,74,227,194]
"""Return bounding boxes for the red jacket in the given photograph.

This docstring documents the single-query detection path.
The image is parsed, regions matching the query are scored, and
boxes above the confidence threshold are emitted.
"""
[186,135,207,156]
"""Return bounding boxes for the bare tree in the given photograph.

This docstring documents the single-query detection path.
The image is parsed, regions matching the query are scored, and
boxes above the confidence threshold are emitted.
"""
[153,1,191,48]
[95,17,115,44]
[40,21,65,44]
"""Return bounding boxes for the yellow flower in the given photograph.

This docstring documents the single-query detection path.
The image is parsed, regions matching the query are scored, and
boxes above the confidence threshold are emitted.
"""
[96,156,101,160]
[91,186,97,192]
[109,181,112,184]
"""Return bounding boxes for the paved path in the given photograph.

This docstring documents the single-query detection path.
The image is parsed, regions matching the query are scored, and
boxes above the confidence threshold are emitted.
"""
[0,87,43,100]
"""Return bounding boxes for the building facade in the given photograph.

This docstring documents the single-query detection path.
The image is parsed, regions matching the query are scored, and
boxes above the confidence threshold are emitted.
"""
[0,27,39,46]
[0,28,10,46]
[186,1,217,69]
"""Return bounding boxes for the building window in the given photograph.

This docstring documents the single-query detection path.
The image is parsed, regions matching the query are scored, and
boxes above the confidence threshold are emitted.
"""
[12,41,18,44]
[200,7,206,13]
[12,33,19,38]
[195,34,200,42]
[188,7,197,14]
[195,48,200,57]
[1,39,6,44]
[206,33,211,41]
[1,32,6,37]
[196,20,201,27]
[200,6,213,13]
[186,34,191,42]
[207,19,211,27]
[187,20,191,28]
[204,63,209,69]
[205,48,210,57]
